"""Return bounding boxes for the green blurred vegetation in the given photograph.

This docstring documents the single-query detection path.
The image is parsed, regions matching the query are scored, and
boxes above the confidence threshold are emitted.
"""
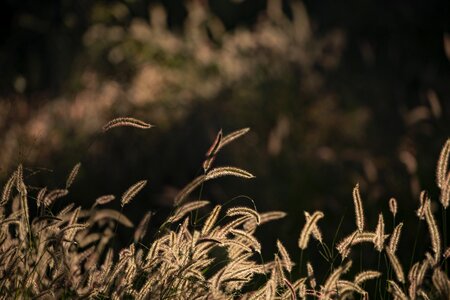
[1,0,449,277]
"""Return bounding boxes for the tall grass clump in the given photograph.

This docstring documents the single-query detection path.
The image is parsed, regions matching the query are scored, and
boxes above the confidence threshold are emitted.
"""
[0,118,449,299]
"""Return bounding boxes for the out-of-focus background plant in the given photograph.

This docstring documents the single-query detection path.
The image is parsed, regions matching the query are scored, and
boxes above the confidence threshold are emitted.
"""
[1,0,449,274]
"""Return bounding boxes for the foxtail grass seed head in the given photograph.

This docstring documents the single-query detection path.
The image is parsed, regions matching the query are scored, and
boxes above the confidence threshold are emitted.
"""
[226,207,260,224]
[273,254,285,286]
[440,174,450,208]
[304,211,323,243]
[202,128,250,176]
[203,129,222,172]
[374,213,385,252]
[43,189,68,207]
[168,200,209,223]
[201,205,221,236]
[389,197,398,217]
[336,280,366,296]
[416,260,429,288]
[66,162,81,189]
[217,127,250,151]
[57,203,75,217]
[103,117,153,132]
[336,231,357,258]
[1,171,17,206]
[298,210,324,249]
[424,198,441,265]
[205,166,255,180]
[436,138,450,189]
[259,211,287,224]
[408,262,419,290]
[121,180,147,207]
[352,183,364,231]
[277,240,293,273]
[386,246,405,283]
[16,164,23,182]
[389,222,403,253]
[417,191,428,219]
[95,194,116,206]
[217,216,251,237]
[354,271,381,285]
[306,262,316,289]
[36,187,47,207]
[243,210,287,232]
[336,231,376,259]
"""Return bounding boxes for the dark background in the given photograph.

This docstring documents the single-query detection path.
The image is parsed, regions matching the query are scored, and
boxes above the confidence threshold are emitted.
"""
[1,0,448,96]
[1,0,450,281]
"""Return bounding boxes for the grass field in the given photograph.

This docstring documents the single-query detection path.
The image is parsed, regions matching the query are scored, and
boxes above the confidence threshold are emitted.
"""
[0,118,449,299]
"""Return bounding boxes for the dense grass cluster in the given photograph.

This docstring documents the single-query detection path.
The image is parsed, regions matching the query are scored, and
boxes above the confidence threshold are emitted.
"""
[0,120,449,299]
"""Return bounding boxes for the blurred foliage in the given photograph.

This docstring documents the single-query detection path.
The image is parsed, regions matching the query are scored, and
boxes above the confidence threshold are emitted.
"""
[1,0,450,275]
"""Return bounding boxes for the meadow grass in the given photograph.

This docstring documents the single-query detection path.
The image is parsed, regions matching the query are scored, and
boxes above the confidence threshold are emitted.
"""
[0,119,449,299]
